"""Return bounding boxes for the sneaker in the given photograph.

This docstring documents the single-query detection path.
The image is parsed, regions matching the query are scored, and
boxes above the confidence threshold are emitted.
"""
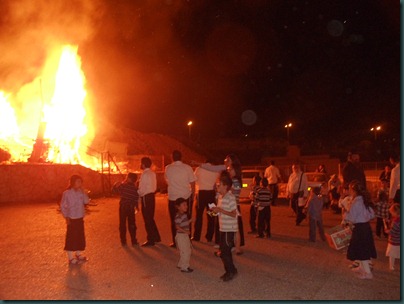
[220,272,228,280]
[349,262,360,269]
[223,271,238,282]
[357,272,373,279]
[214,251,221,257]
[181,268,194,273]
[213,244,220,249]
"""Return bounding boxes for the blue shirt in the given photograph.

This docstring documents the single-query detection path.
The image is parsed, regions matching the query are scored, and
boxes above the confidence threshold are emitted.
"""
[344,196,374,224]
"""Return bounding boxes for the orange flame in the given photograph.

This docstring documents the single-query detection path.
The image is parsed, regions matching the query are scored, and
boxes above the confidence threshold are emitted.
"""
[43,45,88,164]
[0,45,96,168]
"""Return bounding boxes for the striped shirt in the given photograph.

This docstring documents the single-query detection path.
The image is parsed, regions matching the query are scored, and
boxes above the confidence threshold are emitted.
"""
[388,217,400,246]
[113,181,139,208]
[218,191,238,232]
[175,212,190,233]
[255,187,272,207]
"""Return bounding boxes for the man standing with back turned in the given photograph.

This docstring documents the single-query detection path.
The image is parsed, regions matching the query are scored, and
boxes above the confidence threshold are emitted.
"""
[165,150,196,248]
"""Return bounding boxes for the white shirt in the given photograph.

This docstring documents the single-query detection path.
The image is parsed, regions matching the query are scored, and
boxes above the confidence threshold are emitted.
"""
[286,171,308,197]
[165,161,196,200]
[138,168,157,197]
[194,165,219,191]
[389,163,400,199]
[61,188,89,219]
[264,165,281,184]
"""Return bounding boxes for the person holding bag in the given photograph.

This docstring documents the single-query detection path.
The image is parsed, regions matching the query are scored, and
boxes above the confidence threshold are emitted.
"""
[286,163,308,226]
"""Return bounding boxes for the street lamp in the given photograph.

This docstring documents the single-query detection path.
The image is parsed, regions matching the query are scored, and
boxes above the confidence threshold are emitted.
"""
[370,126,381,140]
[285,123,292,143]
[187,121,193,140]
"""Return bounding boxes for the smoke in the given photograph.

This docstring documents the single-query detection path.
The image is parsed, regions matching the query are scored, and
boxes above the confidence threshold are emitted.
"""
[0,0,104,91]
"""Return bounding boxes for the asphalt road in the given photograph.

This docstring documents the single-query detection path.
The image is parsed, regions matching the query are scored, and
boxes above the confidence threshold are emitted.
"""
[0,195,400,300]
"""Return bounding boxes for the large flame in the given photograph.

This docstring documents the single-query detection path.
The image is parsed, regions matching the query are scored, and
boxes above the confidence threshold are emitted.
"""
[0,44,96,168]
[43,45,88,164]
[0,92,19,139]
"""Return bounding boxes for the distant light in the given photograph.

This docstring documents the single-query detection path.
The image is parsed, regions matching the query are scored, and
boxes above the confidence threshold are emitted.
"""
[187,121,193,126]
[285,123,292,128]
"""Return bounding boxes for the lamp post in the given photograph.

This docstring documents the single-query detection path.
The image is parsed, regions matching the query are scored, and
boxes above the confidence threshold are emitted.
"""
[187,121,193,140]
[370,126,381,141]
[285,123,292,143]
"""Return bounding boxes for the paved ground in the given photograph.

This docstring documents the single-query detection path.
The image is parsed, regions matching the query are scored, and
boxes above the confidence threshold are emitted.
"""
[0,195,400,300]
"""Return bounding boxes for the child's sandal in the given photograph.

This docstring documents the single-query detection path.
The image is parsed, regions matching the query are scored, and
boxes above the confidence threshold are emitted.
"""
[69,258,81,265]
[76,255,88,262]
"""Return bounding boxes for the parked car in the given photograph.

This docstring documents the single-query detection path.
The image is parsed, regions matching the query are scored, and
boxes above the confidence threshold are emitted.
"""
[239,169,263,199]
[277,172,329,202]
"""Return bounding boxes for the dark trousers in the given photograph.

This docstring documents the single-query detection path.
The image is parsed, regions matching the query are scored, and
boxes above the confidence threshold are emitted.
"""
[309,218,326,241]
[214,216,220,245]
[237,205,245,246]
[193,190,215,241]
[169,196,193,243]
[269,184,278,205]
[119,204,137,245]
[290,194,306,225]
[249,204,257,231]
[257,206,271,237]
[220,231,237,274]
[376,217,388,237]
[141,193,161,243]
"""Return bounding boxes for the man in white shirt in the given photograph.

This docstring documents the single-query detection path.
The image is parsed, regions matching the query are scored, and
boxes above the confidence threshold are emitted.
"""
[165,150,196,247]
[286,163,308,226]
[389,154,400,204]
[138,157,161,247]
[264,161,282,206]
[192,160,219,242]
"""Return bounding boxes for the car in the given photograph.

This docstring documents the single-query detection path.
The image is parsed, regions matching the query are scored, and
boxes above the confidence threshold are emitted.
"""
[239,169,263,199]
[277,172,329,201]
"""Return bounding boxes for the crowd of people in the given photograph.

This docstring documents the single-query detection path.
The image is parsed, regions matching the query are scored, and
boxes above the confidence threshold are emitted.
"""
[59,150,400,281]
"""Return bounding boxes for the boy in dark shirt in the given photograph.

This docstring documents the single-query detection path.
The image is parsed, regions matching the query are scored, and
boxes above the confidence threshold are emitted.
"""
[112,173,139,247]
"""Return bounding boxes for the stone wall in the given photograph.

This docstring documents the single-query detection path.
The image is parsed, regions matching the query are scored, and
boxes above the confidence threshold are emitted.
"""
[0,164,104,203]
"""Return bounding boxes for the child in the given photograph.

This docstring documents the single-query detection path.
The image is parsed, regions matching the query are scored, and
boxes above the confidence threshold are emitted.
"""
[374,190,389,238]
[174,198,193,273]
[112,173,139,247]
[385,203,400,271]
[248,174,261,234]
[255,178,272,238]
[61,175,90,265]
[306,186,326,242]
[211,171,238,282]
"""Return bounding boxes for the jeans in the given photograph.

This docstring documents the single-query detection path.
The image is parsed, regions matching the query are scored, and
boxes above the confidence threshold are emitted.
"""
[193,190,215,241]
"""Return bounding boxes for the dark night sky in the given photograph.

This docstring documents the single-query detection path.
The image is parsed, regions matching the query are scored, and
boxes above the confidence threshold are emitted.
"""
[0,0,400,146]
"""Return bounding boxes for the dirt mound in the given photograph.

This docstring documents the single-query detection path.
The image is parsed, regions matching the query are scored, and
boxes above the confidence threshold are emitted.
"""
[89,120,206,167]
